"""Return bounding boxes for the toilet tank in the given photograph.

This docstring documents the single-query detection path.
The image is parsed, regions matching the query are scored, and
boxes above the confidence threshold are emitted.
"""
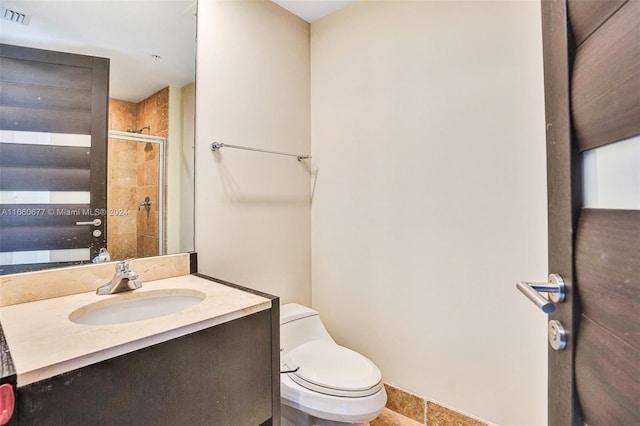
[280,303,334,357]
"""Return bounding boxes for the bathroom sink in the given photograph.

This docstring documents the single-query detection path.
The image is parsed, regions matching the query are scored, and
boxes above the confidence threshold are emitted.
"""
[69,289,206,325]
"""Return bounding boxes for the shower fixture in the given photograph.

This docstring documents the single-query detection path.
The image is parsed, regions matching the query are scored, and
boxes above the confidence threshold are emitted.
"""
[138,196,152,211]
[127,126,151,134]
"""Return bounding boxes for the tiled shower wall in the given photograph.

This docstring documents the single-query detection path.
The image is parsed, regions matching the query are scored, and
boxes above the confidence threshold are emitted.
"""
[136,141,159,258]
[109,87,169,139]
[106,138,138,259]
[107,87,168,259]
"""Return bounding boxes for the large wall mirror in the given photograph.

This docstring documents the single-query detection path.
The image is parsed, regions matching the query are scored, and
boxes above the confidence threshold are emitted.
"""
[0,0,196,274]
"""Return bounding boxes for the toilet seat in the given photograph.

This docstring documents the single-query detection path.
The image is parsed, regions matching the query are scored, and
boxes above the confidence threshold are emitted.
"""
[283,340,383,398]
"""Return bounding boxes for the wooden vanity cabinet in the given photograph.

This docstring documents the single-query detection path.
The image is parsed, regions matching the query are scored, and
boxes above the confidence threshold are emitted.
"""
[14,300,280,426]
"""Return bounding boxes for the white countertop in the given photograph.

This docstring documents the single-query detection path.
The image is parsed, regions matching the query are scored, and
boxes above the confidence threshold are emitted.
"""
[0,274,271,386]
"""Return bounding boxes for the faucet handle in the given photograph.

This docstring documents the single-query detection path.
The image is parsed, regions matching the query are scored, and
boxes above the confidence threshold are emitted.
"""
[116,259,134,272]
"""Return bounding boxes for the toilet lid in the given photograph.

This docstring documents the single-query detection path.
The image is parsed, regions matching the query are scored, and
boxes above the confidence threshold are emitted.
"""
[283,340,383,397]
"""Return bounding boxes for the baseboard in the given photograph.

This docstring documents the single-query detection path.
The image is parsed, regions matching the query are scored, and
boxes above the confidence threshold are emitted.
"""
[383,383,490,425]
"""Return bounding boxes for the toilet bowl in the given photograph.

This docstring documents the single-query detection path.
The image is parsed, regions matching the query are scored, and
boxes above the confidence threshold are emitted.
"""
[280,303,387,425]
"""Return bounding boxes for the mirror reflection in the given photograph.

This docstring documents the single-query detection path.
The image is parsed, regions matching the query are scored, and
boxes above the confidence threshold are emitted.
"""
[0,0,196,274]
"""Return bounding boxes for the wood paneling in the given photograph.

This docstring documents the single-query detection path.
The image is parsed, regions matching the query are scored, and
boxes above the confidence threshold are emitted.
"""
[571,0,640,151]
[89,56,109,242]
[0,57,92,90]
[0,82,92,111]
[193,274,281,422]
[0,106,92,134]
[543,1,639,424]
[0,219,92,260]
[0,46,96,135]
[189,252,198,273]
[0,44,95,68]
[575,315,640,425]
[568,0,628,46]
[576,209,640,350]
[0,144,91,168]
[0,225,91,252]
[0,204,92,227]
[0,167,90,191]
[17,310,274,425]
[0,324,16,379]
[0,45,108,269]
[541,1,582,424]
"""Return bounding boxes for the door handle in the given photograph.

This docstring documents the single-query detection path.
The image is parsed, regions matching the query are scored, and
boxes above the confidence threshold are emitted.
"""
[516,273,565,314]
[75,218,102,226]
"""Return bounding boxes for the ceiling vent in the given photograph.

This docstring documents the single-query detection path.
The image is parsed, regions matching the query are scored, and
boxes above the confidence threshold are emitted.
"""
[1,6,31,25]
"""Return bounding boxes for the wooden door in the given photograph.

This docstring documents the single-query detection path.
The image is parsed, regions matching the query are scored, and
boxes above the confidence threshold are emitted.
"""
[541,0,639,424]
[0,44,109,274]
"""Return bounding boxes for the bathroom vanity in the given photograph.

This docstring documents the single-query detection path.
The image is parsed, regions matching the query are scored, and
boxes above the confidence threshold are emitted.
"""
[0,255,280,426]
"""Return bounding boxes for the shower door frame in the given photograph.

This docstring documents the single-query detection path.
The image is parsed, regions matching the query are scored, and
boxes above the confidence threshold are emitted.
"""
[108,130,166,257]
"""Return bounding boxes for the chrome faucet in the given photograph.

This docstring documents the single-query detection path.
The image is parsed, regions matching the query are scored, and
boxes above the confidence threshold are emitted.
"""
[96,260,141,295]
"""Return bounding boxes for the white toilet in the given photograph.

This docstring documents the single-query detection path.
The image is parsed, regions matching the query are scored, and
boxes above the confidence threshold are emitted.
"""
[280,303,387,426]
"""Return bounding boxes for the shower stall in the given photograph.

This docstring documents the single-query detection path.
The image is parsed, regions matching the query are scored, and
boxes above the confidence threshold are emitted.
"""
[107,130,165,260]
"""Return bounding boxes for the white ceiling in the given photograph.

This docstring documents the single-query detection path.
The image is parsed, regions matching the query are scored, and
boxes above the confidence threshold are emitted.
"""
[0,0,352,103]
[273,0,354,23]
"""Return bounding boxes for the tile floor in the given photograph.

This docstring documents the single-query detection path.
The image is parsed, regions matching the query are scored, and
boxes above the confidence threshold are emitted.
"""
[370,408,423,426]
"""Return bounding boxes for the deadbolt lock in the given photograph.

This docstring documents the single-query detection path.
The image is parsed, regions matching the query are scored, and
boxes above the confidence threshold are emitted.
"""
[548,320,567,351]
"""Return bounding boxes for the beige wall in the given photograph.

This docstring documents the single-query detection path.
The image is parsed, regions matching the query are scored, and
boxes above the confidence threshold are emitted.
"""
[194,0,311,303]
[194,0,548,424]
[310,2,547,425]
[166,84,195,255]
[179,84,195,253]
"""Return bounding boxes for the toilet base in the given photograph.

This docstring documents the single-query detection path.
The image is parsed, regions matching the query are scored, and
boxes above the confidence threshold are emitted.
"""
[281,403,370,426]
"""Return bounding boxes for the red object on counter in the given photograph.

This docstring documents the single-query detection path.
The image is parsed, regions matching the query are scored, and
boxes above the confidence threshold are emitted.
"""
[0,384,14,425]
